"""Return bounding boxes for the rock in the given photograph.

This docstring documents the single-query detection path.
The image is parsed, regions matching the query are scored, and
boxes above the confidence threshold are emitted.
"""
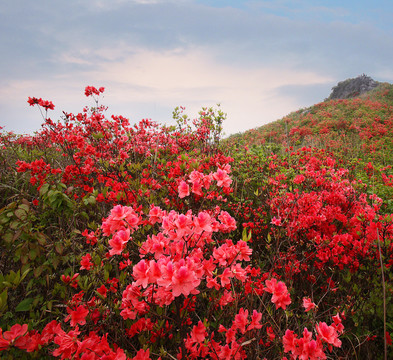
[327,74,379,100]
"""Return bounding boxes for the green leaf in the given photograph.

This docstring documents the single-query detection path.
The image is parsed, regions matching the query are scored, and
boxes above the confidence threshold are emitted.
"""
[58,182,67,190]
[12,270,21,286]
[36,232,47,246]
[34,266,44,278]
[0,289,8,313]
[29,247,38,260]
[87,195,96,205]
[21,268,31,282]
[55,242,64,255]
[20,255,29,264]
[10,220,21,230]
[39,183,50,197]
[3,231,13,244]
[14,208,27,221]
[1,281,13,288]
[51,255,60,269]
[267,233,272,244]
[46,301,53,311]
[242,227,248,242]
[104,269,110,282]
[19,203,30,212]
[92,132,104,139]
[15,297,34,312]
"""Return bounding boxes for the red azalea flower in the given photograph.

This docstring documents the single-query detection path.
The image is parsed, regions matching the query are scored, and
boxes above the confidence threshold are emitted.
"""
[0,330,10,351]
[97,285,108,298]
[66,305,89,327]
[80,253,93,270]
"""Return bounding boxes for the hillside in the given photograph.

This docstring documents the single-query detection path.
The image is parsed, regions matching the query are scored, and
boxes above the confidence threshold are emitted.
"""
[226,79,393,158]
[225,78,393,208]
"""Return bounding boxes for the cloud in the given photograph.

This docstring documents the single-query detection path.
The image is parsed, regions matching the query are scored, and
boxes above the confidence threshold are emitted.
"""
[82,0,185,11]
[0,43,333,135]
[83,45,333,134]
[2,0,393,135]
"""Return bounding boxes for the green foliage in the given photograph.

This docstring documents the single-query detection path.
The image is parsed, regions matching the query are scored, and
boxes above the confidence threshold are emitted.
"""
[2,88,393,358]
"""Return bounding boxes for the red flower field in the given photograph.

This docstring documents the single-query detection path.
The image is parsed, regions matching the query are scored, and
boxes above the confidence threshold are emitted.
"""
[1,84,392,359]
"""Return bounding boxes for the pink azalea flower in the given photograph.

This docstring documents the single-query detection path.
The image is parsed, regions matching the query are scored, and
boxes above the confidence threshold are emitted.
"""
[218,211,237,232]
[178,180,190,198]
[236,240,252,261]
[220,267,233,287]
[219,290,234,307]
[231,263,247,282]
[316,322,342,348]
[1,324,28,348]
[247,310,262,331]
[174,213,192,238]
[133,260,150,288]
[284,328,327,360]
[193,211,212,234]
[213,168,232,188]
[171,265,200,297]
[271,216,282,226]
[148,205,163,224]
[265,278,291,310]
[283,329,297,353]
[108,229,130,256]
[206,276,220,290]
[53,327,80,359]
[332,313,345,333]
[189,170,204,183]
[157,259,175,288]
[191,180,203,196]
[302,297,316,312]
[97,284,108,298]
[233,308,249,334]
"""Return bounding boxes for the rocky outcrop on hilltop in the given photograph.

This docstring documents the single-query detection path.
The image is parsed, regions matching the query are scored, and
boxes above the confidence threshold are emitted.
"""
[327,74,378,100]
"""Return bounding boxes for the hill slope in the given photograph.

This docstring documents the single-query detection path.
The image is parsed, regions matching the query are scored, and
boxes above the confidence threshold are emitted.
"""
[226,80,393,158]
[225,79,393,211]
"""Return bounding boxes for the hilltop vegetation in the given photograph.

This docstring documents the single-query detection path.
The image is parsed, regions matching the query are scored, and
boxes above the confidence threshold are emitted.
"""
[0,83,392,359]
[226,80,393,211]
[226,80,393,156]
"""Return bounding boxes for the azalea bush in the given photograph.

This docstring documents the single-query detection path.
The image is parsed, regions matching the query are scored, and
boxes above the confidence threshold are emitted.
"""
[229,145,393,356]
[0,86,392,359]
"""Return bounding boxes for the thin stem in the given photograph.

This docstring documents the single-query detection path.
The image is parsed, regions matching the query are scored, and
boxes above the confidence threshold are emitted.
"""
[376,228,387,360]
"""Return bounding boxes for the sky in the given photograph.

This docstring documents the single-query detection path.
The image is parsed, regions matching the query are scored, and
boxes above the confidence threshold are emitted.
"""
[1,0,393,137]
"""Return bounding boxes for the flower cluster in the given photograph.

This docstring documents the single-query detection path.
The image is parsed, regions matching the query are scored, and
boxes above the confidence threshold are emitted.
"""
[264,278,291,310]
[178,165,232,199]
[283,313,344,359]
[84,86,105,97]
[27,97,55,110]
